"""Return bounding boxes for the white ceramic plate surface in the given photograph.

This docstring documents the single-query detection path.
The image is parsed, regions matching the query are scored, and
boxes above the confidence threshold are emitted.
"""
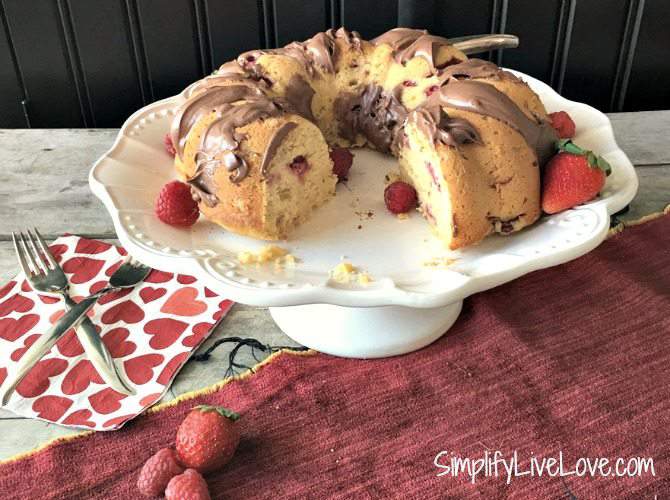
[89,70,638,309]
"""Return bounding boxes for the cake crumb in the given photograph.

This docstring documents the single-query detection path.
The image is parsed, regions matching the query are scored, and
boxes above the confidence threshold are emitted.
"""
[423,256,458,268]
[385,170,403,185]
[238,245,297,267]
[330,261,373,285]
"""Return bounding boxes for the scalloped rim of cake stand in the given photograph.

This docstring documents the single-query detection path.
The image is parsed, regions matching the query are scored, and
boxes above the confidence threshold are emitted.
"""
[89,70,638,312]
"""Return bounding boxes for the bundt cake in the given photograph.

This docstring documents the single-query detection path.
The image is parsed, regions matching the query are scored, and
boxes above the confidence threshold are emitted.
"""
[171,27,558,249]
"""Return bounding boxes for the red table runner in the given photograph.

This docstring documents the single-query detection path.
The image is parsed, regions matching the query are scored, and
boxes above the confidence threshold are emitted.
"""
[1,211,669,499]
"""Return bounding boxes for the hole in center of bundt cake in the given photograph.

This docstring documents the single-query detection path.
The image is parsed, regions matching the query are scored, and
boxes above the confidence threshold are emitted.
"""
[288,155,310,177]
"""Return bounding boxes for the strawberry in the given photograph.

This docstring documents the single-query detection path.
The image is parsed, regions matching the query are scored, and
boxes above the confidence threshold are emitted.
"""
[155,181,200,226]
[330,148,354,181]
[137,447,184,497]
[542,140,611,214]
[548,111,576,138]
[384,181,418,214]
[176,405,240,473]
[164,134,177,157]
[165,469,210,500]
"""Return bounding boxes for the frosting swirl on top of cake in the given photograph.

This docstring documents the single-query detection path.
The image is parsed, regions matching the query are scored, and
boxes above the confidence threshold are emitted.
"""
[372,28,465,70]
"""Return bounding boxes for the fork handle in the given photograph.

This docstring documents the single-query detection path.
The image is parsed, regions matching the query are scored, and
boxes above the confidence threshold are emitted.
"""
[63,296,135,396]
[0,294,100,406]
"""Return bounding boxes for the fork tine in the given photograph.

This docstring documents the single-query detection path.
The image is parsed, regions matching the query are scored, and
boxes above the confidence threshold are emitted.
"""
[21,231,47,275]
[34,228,58,270]
[12,232,32,277]
[18,232,41,276]
[26,230,51,273]
[29,229,56,271]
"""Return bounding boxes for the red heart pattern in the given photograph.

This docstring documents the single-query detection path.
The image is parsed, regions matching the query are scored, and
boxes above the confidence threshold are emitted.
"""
[0,314,39,341]
[0,281,16,301]
[0,236,230,430]
[103,414,135,429]
[124,354,165,385]
[16,358,69,399]
[102,327,137,358]
[177,274,197,284]
[75,239,111,254]
[145,270,173,283]
[11,333,41,361]
[38,294,60,305]
[98,287,133,306]
[62,257,105,284]
[144,318,189,349]
[33,395,73,421]
[157,352,189,385]
[0,294,35,316]
[139,392,162,407]
[62,409,96,428]
[56,329,86,357]
[183,322,214,347]
[101,300,145,325]
[89,388,127,415]
[62,359,105,395]
[140,287,167,304]
[161,288,207,317]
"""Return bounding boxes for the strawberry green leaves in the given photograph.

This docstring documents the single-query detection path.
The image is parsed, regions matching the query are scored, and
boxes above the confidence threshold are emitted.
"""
[557,139,612,176]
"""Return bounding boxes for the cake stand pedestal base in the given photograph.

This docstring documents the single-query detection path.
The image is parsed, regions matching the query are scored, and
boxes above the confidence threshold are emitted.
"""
[268,301,463,358]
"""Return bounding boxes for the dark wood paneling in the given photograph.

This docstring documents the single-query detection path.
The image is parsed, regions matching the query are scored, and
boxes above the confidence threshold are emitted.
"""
[137,0,205,101]
[0,5,25,127]
[500,0,563,85]
[68,0,144,127]
[431,0,493,38]
[273,0,328,46]
[624,0,670,111]
[340,0,398,39]
[3,0,84,127]
[205,0,264,67]
[397,0,435,28]
[0,0,668,128]
[560,0,630,111]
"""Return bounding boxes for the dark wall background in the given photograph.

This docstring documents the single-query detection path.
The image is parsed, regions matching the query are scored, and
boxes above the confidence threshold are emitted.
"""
[0,0,667,128]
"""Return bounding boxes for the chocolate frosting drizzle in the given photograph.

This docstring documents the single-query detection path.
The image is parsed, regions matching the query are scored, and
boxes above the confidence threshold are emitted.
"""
[425,79,557,164]
[407,106,481,148]
[334,84,407,153]
[238,28,362,78]
[372,28,464,71]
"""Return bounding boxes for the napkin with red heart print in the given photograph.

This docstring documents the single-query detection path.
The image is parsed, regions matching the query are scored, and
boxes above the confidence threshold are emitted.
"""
[0,236,232,430]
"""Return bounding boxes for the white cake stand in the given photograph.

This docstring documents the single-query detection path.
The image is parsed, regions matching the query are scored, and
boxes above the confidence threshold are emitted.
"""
[89,71,638,358]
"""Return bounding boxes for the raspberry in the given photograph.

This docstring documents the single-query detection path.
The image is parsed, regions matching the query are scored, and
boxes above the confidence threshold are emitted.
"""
[425,85,439,96]
[165,469,211,500]
[164,134,176,157]
[548,111,576,138]
[384,181,418,214]
[330,148,354,181]
[137,448,184,498]
[402,80,417,87]
[288,155,310,177]
[155,181,200,226]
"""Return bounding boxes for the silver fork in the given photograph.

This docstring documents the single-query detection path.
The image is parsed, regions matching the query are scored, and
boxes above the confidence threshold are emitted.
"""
[1,234,151,406]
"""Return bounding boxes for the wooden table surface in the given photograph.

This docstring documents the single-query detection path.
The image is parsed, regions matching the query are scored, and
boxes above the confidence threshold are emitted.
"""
[0,111,668,460]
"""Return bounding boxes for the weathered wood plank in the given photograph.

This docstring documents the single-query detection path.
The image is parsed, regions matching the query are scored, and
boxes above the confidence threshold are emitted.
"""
[607,111,670,165]
[0,129,117,238]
